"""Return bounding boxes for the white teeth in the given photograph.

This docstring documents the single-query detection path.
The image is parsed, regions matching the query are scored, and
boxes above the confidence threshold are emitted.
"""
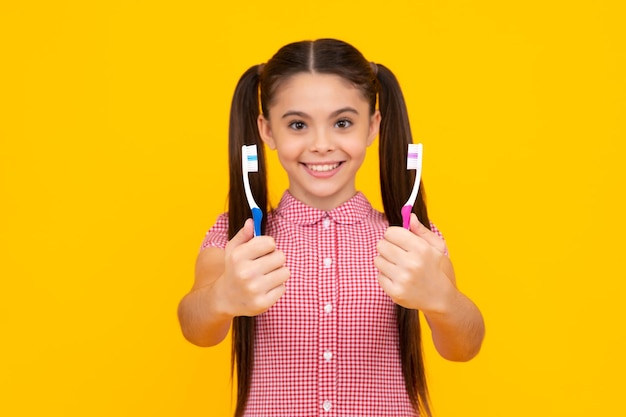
[308,163,340,172]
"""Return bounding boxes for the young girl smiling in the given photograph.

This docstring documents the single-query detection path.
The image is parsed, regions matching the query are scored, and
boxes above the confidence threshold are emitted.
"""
[178,38,485,417]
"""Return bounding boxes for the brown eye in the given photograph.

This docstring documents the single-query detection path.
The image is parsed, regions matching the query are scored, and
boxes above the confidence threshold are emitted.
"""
[289,121,306,130]
[335,119,352,129]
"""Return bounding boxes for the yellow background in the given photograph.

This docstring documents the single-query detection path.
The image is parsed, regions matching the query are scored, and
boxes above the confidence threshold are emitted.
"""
[1,0,624,415]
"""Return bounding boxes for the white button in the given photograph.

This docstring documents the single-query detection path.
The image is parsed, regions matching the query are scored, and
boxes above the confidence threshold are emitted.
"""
[323,350,333,361]
[324,303,333,313]
[323,218,331,228]
[323,400,332,412]
[323,257,332,267]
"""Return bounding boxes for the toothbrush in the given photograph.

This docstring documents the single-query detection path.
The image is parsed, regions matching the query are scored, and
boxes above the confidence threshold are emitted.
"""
[401,143,423,230]
[241,144,262,237]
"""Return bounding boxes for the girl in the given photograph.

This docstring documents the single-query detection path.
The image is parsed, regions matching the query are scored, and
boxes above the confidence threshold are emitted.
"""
[178,38,484,417]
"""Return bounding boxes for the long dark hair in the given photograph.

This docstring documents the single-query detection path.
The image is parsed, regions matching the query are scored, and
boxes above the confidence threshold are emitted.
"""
[227,39,432,417]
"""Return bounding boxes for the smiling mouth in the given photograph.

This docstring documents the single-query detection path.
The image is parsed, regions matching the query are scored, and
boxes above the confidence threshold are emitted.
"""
[306,162,341,172]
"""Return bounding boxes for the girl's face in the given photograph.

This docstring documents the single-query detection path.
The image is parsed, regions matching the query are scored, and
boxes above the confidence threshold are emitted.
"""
[258,72,381,211]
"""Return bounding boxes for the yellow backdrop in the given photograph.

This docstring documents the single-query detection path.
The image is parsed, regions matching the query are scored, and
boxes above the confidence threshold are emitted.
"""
[1,0,624,416]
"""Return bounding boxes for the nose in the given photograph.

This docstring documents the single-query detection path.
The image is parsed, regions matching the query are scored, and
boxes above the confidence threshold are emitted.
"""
[310,128,335,153]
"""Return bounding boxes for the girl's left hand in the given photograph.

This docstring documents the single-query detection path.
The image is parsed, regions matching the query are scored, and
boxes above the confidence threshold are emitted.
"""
[375,213,457,314]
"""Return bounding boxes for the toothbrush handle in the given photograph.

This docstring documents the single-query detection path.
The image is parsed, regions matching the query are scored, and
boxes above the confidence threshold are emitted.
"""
[251,207,263,237]
[401,205,413,230]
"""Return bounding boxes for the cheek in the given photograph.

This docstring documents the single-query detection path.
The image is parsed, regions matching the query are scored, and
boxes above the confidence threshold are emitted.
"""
[347,132,372,157]
[274,141,302,163]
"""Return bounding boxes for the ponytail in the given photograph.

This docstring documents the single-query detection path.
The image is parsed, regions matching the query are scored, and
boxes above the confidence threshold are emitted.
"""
[227,65,268,417]
[376,63,432,417]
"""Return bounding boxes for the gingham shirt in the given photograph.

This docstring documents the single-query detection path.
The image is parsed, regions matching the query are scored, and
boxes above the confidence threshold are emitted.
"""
[202,192,442,416]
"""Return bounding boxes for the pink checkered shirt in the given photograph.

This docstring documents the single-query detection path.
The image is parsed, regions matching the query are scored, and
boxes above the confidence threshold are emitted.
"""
[202,192,443,416]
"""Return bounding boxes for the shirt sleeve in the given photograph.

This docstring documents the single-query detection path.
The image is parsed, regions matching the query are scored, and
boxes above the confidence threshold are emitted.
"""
[200,213,230,250]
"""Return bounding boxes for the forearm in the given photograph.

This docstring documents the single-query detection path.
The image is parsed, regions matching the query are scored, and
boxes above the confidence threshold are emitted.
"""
[178,283,233,347]
[423,288,485,361]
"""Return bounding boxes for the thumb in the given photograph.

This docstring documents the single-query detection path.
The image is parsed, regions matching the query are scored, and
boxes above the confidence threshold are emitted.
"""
[409,213,447,254]
[226,218,255,249]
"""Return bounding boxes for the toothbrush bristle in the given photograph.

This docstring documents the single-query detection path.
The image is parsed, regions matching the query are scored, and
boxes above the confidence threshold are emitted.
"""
[406,143,422,170]
[244,145,259,172]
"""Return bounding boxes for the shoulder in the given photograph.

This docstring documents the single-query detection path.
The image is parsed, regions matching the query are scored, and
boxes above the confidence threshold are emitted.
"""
[367,206,388,227]
[358,202,389,236]
[200,213,230,250]
[200,211,283,250]
[365,206,446,241]
[429,221,445,239]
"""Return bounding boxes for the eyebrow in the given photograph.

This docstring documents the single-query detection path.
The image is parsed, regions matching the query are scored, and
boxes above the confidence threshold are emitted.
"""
[281,107,360,119]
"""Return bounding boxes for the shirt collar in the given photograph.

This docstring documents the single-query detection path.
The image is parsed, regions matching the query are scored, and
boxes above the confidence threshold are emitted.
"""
[274,191,374,226]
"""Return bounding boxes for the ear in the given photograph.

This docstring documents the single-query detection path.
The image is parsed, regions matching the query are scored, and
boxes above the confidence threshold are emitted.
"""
[367,110,381,146]
[257,115,276,150]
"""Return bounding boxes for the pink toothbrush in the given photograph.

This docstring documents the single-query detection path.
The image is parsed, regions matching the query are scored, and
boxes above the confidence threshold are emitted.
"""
[401,143,423,229]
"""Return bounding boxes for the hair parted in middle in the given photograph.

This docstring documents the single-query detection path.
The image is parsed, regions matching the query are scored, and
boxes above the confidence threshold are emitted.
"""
[226,38,432,417]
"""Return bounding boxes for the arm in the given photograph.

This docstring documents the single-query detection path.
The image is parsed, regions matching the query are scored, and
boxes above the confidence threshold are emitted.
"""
[375,214,485,361]
[421,265,485,362]
[178,246,233,347]
[178,219,290,347]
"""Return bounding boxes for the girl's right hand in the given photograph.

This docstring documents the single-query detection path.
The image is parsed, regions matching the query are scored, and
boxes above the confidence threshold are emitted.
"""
[214,218,289,317]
